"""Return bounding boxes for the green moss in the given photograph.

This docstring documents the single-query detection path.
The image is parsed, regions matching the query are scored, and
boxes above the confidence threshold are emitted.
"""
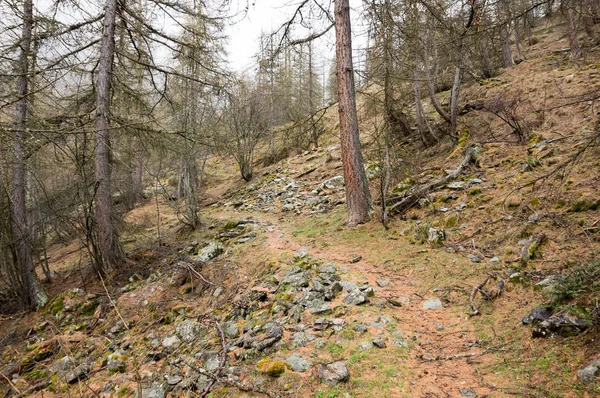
[555,199,567,209]
[445,217,459,228]
[118,386,132,397]
[45,292,67,315]
[256,358,285,377]
[25,368,49,381]
[468,188,481,196]
[569,198,600,212]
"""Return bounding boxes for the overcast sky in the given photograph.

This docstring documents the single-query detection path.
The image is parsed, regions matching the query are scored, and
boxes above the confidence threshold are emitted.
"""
[225,0,367,74]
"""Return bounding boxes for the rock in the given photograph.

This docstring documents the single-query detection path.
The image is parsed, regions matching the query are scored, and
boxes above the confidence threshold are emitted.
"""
[222,322,239,339]
[162,335,182,350]
[203,352,220,372]
[428,228,445,244]
[360,285,375,297]
[358,341,374,350]
[314,318,331,330]
[373,338,387,348]
[213,287,223,297]
[282,203,295,212]
[192,242,223,263]
[534,275,563,293]
[467,254,482,263]
[522,305,553,325]
[136,382,166,398]
[106,352,127,373]
[319,263,337,274]
[292,332,308,348]
[422,299,443,310]
[166,375,182,385]
[489,256,500,265]
[285,354,312,372]
[354,323,367,332]
[175,320,202,343]
[376,278,390,287]
[343,288,368,305]
[318,361,350,385]
[340,281,357,291]
[256,358,286,377]
[577,358,600,383]
[459,388,477,397]
[323,176,344,189]
[349,255,362,263]
[447,181,465,190]
[311,304,332,316]
[370,322,383,329]
[532,311,588,338]
[50,356,88,383]
[281,268,310,288]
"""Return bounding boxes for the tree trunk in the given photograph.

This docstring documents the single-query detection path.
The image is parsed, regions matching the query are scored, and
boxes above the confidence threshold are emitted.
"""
[567,5,581,58]
[500,24,514,68]
[12,0,48,309]
[450,65,462,130]
[309,42,318,148]
[514,20,524,63]
[422,40,452,125]
[583,0,596,39]
[335,0,371,225]
[94,0,121,273]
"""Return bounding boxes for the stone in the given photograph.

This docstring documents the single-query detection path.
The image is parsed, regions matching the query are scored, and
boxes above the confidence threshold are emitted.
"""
[467,254,482,263]
[353,323,367,333]
[522,306,553,325]
[318,361,350,385]
[319,263,337,274]
[428,228,445,244]
[50,356,88,383]
[222,322,239,339]
[370,322,383,329]
[192,242,223,263]
[166,375,182,385]
[422,299,443,310]
[256,358,286,377]
[534,275,563,293]
[360,286,375,297]
[282,203,295,212]
[349,255,362,263]
[323,176,344,189]
[213,287,223,297]
[376,278,390,287]
[358,342,374,350]
[343,288,368,305]
[285,354,312,372]
[203,353,220,372]
[489,256,500,265]
[162,335,182,350]
[532,311,588,338]
[281,269,310,288]
[107,352,127,373]
[314,318,331,330]
[459,388,477,397]
[340,281,357,291]
[175,320,202,343]
[373,338,387,348]
[136,382,166,398]
[311,304,332,316]
[292,332,308,348]
[447,181,465,190]
[577,358,600,383]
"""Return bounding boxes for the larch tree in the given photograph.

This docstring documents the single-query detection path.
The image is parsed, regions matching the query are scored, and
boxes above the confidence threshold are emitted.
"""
[11,0,48,309]
[334,0,371,225]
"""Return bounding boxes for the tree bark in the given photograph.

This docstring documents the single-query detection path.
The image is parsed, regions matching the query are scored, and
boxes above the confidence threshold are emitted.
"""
[335,0,371,225]
[567,4,581,58]
[500,24,514,68]
[94,0,121,273]
[450,65,462,130]
[12,0,48,309]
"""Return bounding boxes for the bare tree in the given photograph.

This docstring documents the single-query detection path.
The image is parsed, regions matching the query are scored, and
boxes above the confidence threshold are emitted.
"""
[10,0,48,309]
[335,0,371,225]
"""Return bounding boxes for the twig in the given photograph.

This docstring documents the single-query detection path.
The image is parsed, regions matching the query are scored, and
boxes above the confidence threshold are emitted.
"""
[0,372,23,397]
[98,272,129,330]
[419,352,481,361]
[200,321,228,398]
[469,276,490,316]
[185,263,214,286]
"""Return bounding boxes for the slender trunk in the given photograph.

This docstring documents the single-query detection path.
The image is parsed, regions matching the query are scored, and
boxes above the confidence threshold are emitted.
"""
[584,0,596,39]
[422,41,452,125]
[12,0,48,309]
[413,66,428,147]
[514,20,524,62]
[335,0,371,225]
[309,43,318,148]
[567,5,581,58]
[450,65,461,130]
[500,24,514,67]
[478,33,495,78]
[134,137,143,203]
[94,0,121,272]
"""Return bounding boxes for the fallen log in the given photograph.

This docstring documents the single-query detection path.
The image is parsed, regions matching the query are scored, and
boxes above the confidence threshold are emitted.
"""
[387,145,482,215]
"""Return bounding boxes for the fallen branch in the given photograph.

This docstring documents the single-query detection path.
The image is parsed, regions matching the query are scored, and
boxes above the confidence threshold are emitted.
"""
[469,276,490,316]
[419,352,481,361]
[184,262,214,286]
[200,321,228,398]
[387,145,482,215]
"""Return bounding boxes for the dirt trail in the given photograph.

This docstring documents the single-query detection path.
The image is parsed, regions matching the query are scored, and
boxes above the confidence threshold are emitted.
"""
[217,206,500,397]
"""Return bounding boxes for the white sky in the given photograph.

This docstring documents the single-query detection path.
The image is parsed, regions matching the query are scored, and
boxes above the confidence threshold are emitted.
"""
[225,0,367,74]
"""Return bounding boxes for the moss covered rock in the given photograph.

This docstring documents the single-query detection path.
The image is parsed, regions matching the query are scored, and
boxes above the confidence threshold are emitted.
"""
[256,358,285,377]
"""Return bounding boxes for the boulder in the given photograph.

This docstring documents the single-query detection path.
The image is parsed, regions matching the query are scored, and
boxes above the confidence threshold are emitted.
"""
[318,361,350,385]
[285,354,311,372]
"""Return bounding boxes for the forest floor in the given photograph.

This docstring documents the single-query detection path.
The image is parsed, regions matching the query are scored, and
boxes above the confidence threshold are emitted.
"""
[2,15,600,398]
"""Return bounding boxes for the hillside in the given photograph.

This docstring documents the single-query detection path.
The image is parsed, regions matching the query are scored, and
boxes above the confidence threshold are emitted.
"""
[2,16,600,398]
